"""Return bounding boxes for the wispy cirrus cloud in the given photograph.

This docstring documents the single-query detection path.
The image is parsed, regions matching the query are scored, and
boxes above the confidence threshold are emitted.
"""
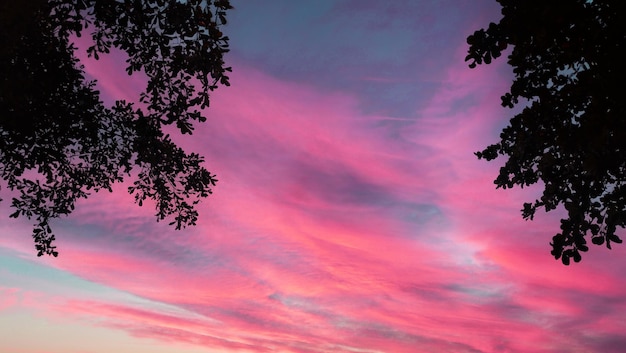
[2,1,626,353]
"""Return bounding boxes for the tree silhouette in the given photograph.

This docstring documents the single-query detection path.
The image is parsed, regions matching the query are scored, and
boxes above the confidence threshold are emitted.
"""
[0,0,232,256]
[466,0,626,264]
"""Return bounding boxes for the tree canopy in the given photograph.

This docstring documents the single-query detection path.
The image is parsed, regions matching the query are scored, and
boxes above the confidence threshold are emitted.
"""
[466,0,626,264]
[0,0,232,256]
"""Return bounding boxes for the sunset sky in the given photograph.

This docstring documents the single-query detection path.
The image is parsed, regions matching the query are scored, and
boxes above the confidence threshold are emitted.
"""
[2,1,626,352]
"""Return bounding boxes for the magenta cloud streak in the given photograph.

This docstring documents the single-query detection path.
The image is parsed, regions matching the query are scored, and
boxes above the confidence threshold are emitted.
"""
[2,1,626,353]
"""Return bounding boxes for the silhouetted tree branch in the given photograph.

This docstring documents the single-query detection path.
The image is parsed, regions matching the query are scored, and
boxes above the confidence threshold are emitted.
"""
[0,0,232,256]
[467,0,626,264]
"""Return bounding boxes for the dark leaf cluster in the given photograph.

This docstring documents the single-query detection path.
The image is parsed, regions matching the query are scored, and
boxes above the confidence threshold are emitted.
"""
[467,0,626,264]
[1,0,231,256]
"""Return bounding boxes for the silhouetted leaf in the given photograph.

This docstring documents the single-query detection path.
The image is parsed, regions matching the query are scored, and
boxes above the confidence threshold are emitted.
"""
[591,236,605,245]
[609,234,623,244]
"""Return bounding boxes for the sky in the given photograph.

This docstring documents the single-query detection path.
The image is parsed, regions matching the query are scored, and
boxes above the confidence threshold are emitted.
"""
[2,1,626,352]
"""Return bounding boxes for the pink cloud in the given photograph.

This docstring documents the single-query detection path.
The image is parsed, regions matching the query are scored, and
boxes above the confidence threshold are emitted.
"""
[3,17,626,353]
[0,287,20,311]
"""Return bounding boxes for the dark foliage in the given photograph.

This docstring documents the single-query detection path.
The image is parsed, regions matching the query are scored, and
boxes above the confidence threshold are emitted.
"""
[466,0,626,264]
[0,0,232,256]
